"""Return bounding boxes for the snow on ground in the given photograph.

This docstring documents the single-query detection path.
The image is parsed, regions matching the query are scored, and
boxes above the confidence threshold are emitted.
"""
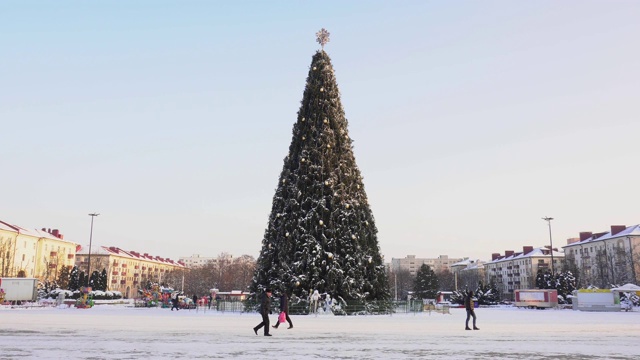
[1,305,639,359]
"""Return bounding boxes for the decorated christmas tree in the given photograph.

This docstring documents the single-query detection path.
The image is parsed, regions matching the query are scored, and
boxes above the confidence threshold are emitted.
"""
[251,29,390,304]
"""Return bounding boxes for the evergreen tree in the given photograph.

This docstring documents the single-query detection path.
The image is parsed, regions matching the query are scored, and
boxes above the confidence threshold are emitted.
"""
[475,281,499,305]
[89,270,100,289]
[413,264,439,299]
[78,271,86,289]
[69,265,79,291]
[99,268,108,291]
[57,265,70,290]
[536,268,553,289]
[252,35,389,303]
[554,270,576,304]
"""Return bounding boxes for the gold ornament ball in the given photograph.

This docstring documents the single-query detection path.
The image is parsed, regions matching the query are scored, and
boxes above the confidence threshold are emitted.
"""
[351,234,356,240]
[320,87,324,92]
[324,181,329,186]
[302,136,306,140]
[301,117,305,122]
[327,144,331,149]
[285,232,289,237]
[319,220,324,226]
[346,204,350,209]
[323,118,328,123]
[328,253,334,259]
[313,67,317,70]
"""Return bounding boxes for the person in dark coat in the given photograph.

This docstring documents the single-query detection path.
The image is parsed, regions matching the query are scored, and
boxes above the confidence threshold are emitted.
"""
[253,288,273,336]
[192,294,198,309]
[465,290,479,330]
[272,292,293,329]
[208,293,213,309]
[171,292,180,311]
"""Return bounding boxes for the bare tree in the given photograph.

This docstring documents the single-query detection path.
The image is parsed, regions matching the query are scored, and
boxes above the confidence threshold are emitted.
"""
[436,269,455,291]
[456,269,484,291]
[228,255,256,291]
[387,268,414,300]
[0,238,16,277]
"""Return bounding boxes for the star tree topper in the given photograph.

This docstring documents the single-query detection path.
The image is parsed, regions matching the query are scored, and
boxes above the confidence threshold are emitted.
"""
[316,28,330,49]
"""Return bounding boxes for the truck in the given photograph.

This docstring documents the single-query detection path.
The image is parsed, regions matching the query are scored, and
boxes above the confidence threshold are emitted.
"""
[0,278,38,303]
[514,289,558,309]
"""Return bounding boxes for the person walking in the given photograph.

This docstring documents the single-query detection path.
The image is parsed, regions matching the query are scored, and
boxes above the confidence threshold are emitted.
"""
[208,293,213,309]
[192,294,198,309]
[253,288,273,336]
[272,292,293,329]
[171,292,180,311]
[465,290,479,330]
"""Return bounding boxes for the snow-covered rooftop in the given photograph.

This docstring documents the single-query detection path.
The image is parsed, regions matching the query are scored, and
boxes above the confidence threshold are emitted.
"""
[564,224,640,248]
[0,219,79,245]
[487,246,564,264]
[77,245,184,267]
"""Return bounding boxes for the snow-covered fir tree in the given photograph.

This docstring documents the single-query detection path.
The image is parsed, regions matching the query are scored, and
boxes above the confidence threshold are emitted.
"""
[535,268,553,289]
[69,266,80,291]
[555,270,576,304]
[89,270,100,289]
[99,268,108,291]
[251,32,389,303]
[475,281,499,305]
[413,264,439,299]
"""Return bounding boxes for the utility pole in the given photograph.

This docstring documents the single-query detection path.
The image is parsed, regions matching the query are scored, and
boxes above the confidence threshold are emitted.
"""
[542,217,555,276]
[87,213,100,287]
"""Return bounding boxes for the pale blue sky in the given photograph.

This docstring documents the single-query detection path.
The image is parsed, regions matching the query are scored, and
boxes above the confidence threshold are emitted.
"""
[2,1,639,263]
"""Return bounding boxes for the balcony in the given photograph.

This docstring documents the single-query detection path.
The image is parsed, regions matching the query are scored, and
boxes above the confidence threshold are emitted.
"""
[120,280,126,285]
[134,273,139,277]
[135,265,139,270]
[111,279,117,284]
[112,271,118,275]
[50,251,57,257]
[49,263,57,268]
[142,267,146,270]
[67,254,74,259]
[120,272,126,275]
[122,264,127,268]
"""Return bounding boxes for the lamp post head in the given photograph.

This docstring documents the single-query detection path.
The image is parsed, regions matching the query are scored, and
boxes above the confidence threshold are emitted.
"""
[89,213,100,217]
[542,217,553,222]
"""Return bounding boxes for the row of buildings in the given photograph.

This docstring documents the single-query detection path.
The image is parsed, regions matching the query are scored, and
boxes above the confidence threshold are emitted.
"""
[0,219,184,298]
[390,224,640,300]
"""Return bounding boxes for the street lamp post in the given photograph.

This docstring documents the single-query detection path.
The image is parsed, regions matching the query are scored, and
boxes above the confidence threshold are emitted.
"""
[87,213,100,287]
[542,217,555,276]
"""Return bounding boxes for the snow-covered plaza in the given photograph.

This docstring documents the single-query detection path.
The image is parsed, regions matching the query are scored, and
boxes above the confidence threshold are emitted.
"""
[1,305,638,359]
